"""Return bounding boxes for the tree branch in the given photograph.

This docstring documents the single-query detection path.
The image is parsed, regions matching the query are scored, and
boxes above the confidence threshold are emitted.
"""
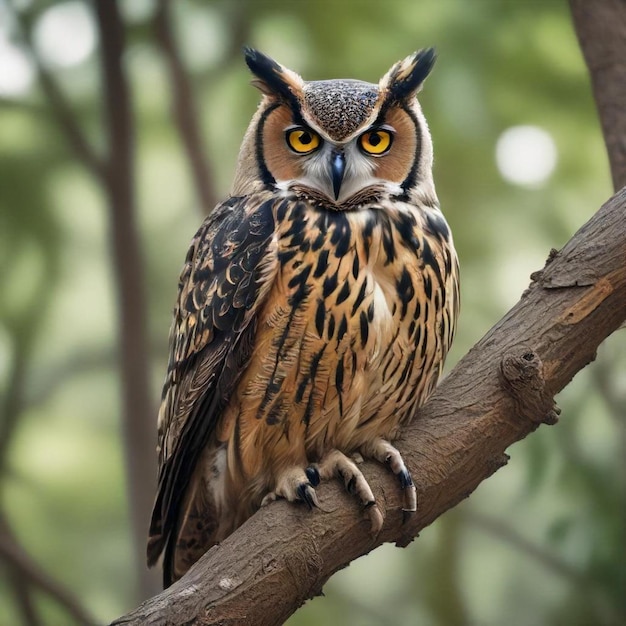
[154,0,218,214]
[111,185,626,625]
[569,0,626,190]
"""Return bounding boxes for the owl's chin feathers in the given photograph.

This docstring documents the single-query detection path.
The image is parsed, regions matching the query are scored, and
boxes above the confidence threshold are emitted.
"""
[280,182,393,211]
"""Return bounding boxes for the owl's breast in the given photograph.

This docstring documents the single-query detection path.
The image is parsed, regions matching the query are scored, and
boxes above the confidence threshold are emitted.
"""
[227,197,459,470]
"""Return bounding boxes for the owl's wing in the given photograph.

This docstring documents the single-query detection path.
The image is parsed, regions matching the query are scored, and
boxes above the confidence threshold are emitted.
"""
[147,194,277,568]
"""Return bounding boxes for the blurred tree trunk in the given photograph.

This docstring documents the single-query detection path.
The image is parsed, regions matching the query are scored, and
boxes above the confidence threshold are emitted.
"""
[569,0,626,191]
[94,0,159,600]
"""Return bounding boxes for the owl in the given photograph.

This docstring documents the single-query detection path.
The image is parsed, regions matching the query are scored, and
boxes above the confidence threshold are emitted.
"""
[147,47,459,587]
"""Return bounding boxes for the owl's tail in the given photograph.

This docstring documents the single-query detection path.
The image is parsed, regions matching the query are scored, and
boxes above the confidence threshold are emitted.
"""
[148,472,219,588]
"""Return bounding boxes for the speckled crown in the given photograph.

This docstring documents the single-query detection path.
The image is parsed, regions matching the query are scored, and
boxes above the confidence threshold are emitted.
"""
[302,80,379,141]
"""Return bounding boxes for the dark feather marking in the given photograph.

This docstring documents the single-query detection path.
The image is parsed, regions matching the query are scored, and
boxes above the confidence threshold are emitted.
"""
[335,280,351,305]
[396,267,415,320]
[264,292,305,415]
[393,212,420,250]
[382,347,403,382]
[413,299,422,321]
[276,200,289,222]
[351,280,368,317]
[381,327,401,362]
[337,314,348,342]
[330,213,351,257]
[423,273,432,300]
[296,377,308,404]
[381,216,396,265]
[314,248,329,278]
[288,264,311,289]
[352,253,360,280]
[254,102,280,188]
[359,310,369,347]
[258,377,284,417]
[311,230,325,251]
[301,346,326,426]
[398,104,422,196]
[315,299,325,337]
[397,349,416,388]
[335,355,345,418]
[323,272,339,298]
[420,321,430,360]
[425,211,450,241]
[444,248,452,275]
[327,313,336,339]
[278,249,297,265]
[421,238,442,286]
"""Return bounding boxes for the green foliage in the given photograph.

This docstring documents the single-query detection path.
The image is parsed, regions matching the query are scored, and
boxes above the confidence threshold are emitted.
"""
[0,1,623,625]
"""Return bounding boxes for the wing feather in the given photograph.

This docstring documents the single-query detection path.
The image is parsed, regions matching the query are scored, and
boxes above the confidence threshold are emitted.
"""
[147,195,277,567]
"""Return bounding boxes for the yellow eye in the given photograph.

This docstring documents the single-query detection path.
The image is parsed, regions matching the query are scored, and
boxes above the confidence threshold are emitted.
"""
[359,129,393,155]
[286,128,321,154]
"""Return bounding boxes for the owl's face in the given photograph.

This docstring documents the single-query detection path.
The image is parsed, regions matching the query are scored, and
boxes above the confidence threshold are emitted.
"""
[233,49,437,209]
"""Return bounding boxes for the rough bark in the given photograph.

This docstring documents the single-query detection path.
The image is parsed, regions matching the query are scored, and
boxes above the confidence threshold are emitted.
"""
[570,0,626,190]
[111,184,626,625]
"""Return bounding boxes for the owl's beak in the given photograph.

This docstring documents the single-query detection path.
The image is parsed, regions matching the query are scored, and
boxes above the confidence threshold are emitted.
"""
[330,151,346,200]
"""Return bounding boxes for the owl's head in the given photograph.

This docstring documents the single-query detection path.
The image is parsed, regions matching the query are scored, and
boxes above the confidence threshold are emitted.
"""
[232,48,437,209]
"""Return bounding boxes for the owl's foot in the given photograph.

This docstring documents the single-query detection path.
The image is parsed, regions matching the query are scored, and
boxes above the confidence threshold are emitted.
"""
[261,466,320,509]
[360,438,417,515]
[309,449,384,535]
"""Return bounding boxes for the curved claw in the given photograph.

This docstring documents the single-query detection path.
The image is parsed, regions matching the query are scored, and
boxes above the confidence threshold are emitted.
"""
[360,438,418,515]
[363,500,384,536]
[398,468,417,513]
[296,482,320,509]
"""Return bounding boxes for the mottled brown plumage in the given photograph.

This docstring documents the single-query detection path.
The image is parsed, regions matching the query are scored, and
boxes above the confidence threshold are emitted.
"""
[147,47,459,587]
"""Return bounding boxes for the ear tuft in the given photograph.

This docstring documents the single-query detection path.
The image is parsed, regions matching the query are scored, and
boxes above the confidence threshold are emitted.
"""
[243,47,304,103]
[380,48,437,102]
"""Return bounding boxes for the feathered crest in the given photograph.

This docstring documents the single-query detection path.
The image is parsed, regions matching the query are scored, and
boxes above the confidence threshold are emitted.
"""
[244,47,304,105]
[379,48,436,102]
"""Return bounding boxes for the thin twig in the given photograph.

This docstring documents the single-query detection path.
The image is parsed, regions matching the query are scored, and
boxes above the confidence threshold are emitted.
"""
[8,5,106,181]
[0,512,98,626]
[465,510,623,626]
[154,0,217,214]
[7,571,43,626]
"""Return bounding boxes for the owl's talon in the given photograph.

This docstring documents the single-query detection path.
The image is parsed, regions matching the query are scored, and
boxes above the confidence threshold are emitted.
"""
[346,475,358,495]
[361,438,418,515]
[314,449,382,534]
[398,468,413,489]
[296,482,320,509]
[260,492,279,507]
[398,468,417,512]
[365,502,384,535]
